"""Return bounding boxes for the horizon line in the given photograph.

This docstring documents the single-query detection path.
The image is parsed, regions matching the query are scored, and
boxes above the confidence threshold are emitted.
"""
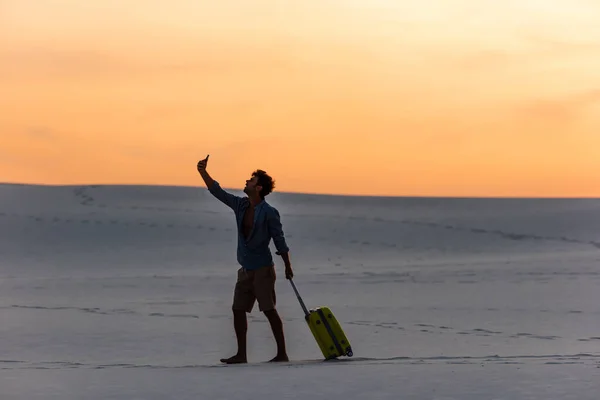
[1,181,598,200]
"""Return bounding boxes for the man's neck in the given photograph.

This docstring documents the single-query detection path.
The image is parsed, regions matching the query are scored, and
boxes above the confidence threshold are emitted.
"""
[248,195,262,207]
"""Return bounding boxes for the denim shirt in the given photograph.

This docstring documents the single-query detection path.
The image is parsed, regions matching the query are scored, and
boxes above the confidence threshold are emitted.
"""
[208,180,290,270]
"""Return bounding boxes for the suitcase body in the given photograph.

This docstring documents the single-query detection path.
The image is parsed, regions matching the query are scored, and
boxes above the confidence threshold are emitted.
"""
[289,279,353,360]
[305,306,353,359]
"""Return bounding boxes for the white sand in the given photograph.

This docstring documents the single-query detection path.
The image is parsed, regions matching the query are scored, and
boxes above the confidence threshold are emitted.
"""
[1,183,599,399]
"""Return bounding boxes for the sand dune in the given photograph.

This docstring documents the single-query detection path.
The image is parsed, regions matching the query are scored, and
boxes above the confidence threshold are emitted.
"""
[1,183,599,399]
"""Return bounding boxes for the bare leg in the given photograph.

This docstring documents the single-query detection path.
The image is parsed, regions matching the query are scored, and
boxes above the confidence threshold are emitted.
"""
[220,310,248,364]
[264,309,289,362]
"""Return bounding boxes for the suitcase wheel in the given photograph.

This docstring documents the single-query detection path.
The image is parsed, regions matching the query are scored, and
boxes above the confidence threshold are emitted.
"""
[345,347,353,357]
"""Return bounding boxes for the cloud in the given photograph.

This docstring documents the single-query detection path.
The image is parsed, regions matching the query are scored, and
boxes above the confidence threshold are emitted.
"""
[516,89,600,126]
[1,47,132,79]
[523,35,600,54]
[1,39,300,83]
[0,129,58,168]
[25,127,56,141]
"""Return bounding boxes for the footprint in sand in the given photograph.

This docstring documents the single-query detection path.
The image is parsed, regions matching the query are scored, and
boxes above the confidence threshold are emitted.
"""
[169,314,199,319]
[579,337,600,342]
[532,335,560,340]
[374,323,404,330]
[349,320,372,326]
[473,328,502,334]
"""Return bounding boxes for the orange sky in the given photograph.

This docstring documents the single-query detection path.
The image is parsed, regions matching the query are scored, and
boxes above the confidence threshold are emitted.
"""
[1,0,599,197]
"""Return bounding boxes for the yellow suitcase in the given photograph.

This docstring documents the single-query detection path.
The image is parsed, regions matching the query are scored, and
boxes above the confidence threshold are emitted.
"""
[290,280,353,360]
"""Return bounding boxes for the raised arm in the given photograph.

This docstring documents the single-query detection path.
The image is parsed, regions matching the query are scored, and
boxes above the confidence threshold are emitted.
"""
[197,155,242,210]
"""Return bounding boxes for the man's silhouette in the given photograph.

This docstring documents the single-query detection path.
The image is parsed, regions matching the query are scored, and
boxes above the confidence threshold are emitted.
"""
[197,155,293,364]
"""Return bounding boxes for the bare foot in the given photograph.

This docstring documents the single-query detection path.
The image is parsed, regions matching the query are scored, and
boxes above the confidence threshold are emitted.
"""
[220,355,247,364]
[269,354,289,362]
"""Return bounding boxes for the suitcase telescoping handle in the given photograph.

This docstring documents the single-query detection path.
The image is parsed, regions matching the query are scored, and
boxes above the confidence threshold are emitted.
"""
[289,279,310,318]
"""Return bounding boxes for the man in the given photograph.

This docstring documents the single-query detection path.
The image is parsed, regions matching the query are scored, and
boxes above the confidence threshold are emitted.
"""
[196,154,294,364]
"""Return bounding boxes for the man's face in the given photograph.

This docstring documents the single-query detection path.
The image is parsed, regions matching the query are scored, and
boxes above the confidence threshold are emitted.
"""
[244,176,260,196]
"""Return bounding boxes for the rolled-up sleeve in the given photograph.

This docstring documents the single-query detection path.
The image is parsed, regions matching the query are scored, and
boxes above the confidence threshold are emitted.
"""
[268,207,289,254]
[208,180,241,211]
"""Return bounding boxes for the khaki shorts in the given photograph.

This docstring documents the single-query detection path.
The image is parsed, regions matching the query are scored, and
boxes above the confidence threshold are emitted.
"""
[232,265,276,313]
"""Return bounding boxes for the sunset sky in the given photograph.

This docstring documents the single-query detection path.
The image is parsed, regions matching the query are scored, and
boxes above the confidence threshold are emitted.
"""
[2,0,599,197]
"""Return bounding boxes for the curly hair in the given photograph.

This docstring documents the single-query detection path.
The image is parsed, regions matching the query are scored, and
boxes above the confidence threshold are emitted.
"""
[252,169,275,199]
